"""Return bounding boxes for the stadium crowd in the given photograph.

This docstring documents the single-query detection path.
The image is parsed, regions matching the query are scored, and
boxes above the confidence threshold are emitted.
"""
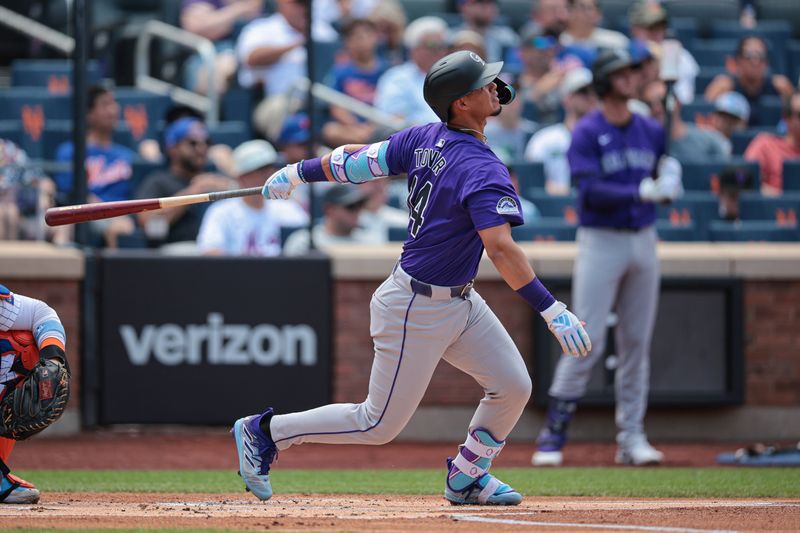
[1,0,799,253]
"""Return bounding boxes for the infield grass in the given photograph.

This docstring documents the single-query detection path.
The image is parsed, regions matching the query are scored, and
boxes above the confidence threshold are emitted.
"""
[18,468,800,498]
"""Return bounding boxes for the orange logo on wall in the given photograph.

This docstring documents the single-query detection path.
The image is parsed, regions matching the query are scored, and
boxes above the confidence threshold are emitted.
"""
[48,75,70,94]
[563,206,578,225]
[22,105,45,141]
[776,208,797,226]
[124,105,148,140]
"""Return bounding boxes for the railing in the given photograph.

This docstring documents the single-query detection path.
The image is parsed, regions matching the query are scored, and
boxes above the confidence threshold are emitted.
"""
[135,20,219,125]
[0,5,74,54]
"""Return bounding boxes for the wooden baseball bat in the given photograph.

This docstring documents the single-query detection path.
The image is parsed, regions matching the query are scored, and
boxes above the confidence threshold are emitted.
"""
[44,186,263,227]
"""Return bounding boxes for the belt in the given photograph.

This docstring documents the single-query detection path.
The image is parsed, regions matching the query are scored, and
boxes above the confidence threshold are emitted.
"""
[393,264,473,300]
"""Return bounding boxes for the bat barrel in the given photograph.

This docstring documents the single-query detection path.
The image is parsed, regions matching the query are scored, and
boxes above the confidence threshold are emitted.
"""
[45,198,161,226]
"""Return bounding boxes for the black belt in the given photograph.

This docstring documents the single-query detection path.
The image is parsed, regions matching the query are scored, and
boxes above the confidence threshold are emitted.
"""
[410,278,473,298]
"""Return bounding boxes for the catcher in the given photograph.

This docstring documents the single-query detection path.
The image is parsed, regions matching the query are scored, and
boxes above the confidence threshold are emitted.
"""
[0,284,70,504]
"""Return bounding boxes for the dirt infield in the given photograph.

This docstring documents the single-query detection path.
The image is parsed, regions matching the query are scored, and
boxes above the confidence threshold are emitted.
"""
[5,493,800,531]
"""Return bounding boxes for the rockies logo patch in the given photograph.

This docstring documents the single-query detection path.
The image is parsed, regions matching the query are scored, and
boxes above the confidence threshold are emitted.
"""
[496,196,519,215]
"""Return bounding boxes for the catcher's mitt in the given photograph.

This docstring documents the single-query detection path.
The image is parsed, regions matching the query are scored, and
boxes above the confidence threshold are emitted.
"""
[0,345,70,441]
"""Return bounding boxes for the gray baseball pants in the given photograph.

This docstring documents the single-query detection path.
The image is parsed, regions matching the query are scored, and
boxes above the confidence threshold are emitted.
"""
[270,265,532,451]
[548,226,659,446]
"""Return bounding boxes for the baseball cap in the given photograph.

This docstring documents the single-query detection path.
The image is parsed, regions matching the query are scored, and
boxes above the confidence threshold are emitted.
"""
[521,27,557,50]
[629,0,668,28]
[323,185,368,208]
[718,166,754,192]
[232,140,280,177]
[278,113,311,145]
[714,92,751,122]
[164,117,209,149]
[560,67,593,98]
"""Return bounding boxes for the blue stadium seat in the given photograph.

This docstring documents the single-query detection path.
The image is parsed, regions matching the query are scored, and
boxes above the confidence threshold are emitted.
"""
[709,220,799,241]
[221,88,254,127]
[311,40,342,83]
[11,59,101,90]
[751,97,784,128]
[0,88,72,122]
[131,158,165,194]
[782,160,800,191]
[656,220,699,241]
[113,88,172,143]
[731,128,771,155]
[709,20,792,45]
[661,0,739,37]
[512,218,577,242]
[208,121,251,149]
[657,192,720,240]
[513,161,546,191]
[693,68,726,95]
[788,40,800,87]
[680,100,715,123]
[739,192,800,222]
[756,2,800,39]
[388,227,407,242]
[680,158,761,192]
[0,120,22,148]
[400,0,448,22]
[525,191,579,224]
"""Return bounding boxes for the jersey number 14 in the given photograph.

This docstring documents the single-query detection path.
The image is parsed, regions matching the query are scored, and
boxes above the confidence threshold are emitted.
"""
[407,175,432,238]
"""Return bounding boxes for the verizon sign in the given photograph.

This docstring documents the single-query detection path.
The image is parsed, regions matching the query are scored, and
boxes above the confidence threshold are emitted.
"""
[96,254,332,424]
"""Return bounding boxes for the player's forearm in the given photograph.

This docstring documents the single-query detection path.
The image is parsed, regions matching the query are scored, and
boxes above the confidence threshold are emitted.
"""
[485,238,536,290]
[581,178,641,208]
[296,141,391,184]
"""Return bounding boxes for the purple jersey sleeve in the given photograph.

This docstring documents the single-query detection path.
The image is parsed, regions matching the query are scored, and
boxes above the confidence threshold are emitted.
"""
[461,162,525,230]
[384,127,418,176]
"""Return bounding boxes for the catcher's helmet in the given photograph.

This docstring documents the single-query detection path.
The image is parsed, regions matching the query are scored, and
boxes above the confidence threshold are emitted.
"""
[592,48,638,97]
[423,50,515,122]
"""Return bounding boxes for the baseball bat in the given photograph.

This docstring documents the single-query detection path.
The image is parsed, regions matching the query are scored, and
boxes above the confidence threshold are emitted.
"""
[44,186,263,226]
[659,39,682,157]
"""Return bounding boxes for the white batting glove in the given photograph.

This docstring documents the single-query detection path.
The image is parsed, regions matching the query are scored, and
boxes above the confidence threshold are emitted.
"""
[540,301,592,357]
[638,176,661,202]
[655,155,683,201]
[262,163,303,200]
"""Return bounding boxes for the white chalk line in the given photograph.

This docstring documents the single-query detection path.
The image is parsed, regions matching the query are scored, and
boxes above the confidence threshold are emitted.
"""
[451,514,739,533]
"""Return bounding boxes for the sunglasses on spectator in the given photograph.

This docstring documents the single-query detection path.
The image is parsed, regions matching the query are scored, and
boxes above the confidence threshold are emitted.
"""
[739,51,767,62]
[185,138,211,148]
[343,202,364,211]
[574,87,594,96]
[528,36,557,49]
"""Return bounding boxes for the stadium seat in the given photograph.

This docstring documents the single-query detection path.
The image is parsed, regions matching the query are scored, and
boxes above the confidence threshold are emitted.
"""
[656,220,699,241]
[680,159,761,192]
[0,88,73,122]
[525,191,579,224]
[680,101,715,123]
[11,60,102,91]
[661,0,742,37]
[788,40,800,86]
[513,161,546,191]
[311,40,343,83]
[497,0,531,30]
[782,160,800,191]
[708,220,799,241]
[0,120,22,148]
[400,0,448,22]
[113,88,172,143]
[657,192,720,240]
[221,87,255,126]
[731,128,770,156]
[131,158,165,193]
[739,193,800,223]
[208,121,251,149]
[512,218,577,242]
[756,1,800,39]
[388,227,407,242]
[693,67,726,95]
[750,97,784,128]
[709,19,792,44]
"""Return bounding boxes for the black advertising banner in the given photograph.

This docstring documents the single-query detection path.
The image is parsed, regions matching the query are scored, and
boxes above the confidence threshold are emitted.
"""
[97,254,332,424]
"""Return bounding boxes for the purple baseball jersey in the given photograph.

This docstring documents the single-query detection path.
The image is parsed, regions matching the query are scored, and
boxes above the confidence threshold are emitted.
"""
[385,122,524,286]
[568,109,665,229]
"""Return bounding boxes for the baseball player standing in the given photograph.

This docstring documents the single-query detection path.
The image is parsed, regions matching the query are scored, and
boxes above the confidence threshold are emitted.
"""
[0,284,71,503]
[232,50,591,505]
[532,48,683,468]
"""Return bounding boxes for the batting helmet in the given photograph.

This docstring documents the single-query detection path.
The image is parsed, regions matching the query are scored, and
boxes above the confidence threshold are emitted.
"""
[592,48,638,97]
[423,50,516,122]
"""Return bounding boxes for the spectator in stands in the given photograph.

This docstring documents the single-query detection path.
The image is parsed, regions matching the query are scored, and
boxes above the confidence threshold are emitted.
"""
[517,27,567,125]
[235,0,337,100]
[485,81,539,163]
[560,0,628,51]
[744,91,800,196]
[197,140,307,256]
[283,185,379,255]
[711,92,751,142]
[373,16,449,125]
[367,0,407,65]
[357,180,408,242]
[322,19,389,147]
[643,80,731,162]
[524,68,596,195]
[520,0,569,39]
[313,0,379,30]
[453,0,519,63]
[54,85,137,248]
[628,0,698,104]
[450,29,488,60]
[136,117,233,249]
[717,166,754,221]
[180,0,263,95]
[704,35,794,123]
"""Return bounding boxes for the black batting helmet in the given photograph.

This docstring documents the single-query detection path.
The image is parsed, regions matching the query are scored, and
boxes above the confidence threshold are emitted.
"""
[423,50,516,122]
[592,48,638,97]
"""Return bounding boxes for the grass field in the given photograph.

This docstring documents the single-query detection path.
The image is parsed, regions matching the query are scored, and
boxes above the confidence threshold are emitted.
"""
[18,467,800,498]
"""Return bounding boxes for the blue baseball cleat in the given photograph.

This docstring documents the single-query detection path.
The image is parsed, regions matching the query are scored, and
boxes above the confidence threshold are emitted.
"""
[444,457,522,505]
[231,409,277,501]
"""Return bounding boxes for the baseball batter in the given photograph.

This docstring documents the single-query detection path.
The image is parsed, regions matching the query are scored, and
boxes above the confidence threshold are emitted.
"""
[232,51,591,505]
[0,284,70,504]
[532,49,683,468]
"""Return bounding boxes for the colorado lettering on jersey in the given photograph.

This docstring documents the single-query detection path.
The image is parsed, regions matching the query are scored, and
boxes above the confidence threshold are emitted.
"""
[600,148,656,175]
[414,148,447,176]
[119,313,318,367]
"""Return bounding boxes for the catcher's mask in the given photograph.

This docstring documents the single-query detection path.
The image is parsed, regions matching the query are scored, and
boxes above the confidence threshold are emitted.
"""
[423,50,516,122]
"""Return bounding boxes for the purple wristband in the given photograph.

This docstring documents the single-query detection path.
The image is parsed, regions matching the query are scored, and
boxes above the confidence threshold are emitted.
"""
[516,277,556,313]
[300,158,328,183]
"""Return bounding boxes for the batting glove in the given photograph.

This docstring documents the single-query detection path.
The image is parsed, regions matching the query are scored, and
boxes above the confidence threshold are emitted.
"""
[540,301,591,357]
[262,163,303,200]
